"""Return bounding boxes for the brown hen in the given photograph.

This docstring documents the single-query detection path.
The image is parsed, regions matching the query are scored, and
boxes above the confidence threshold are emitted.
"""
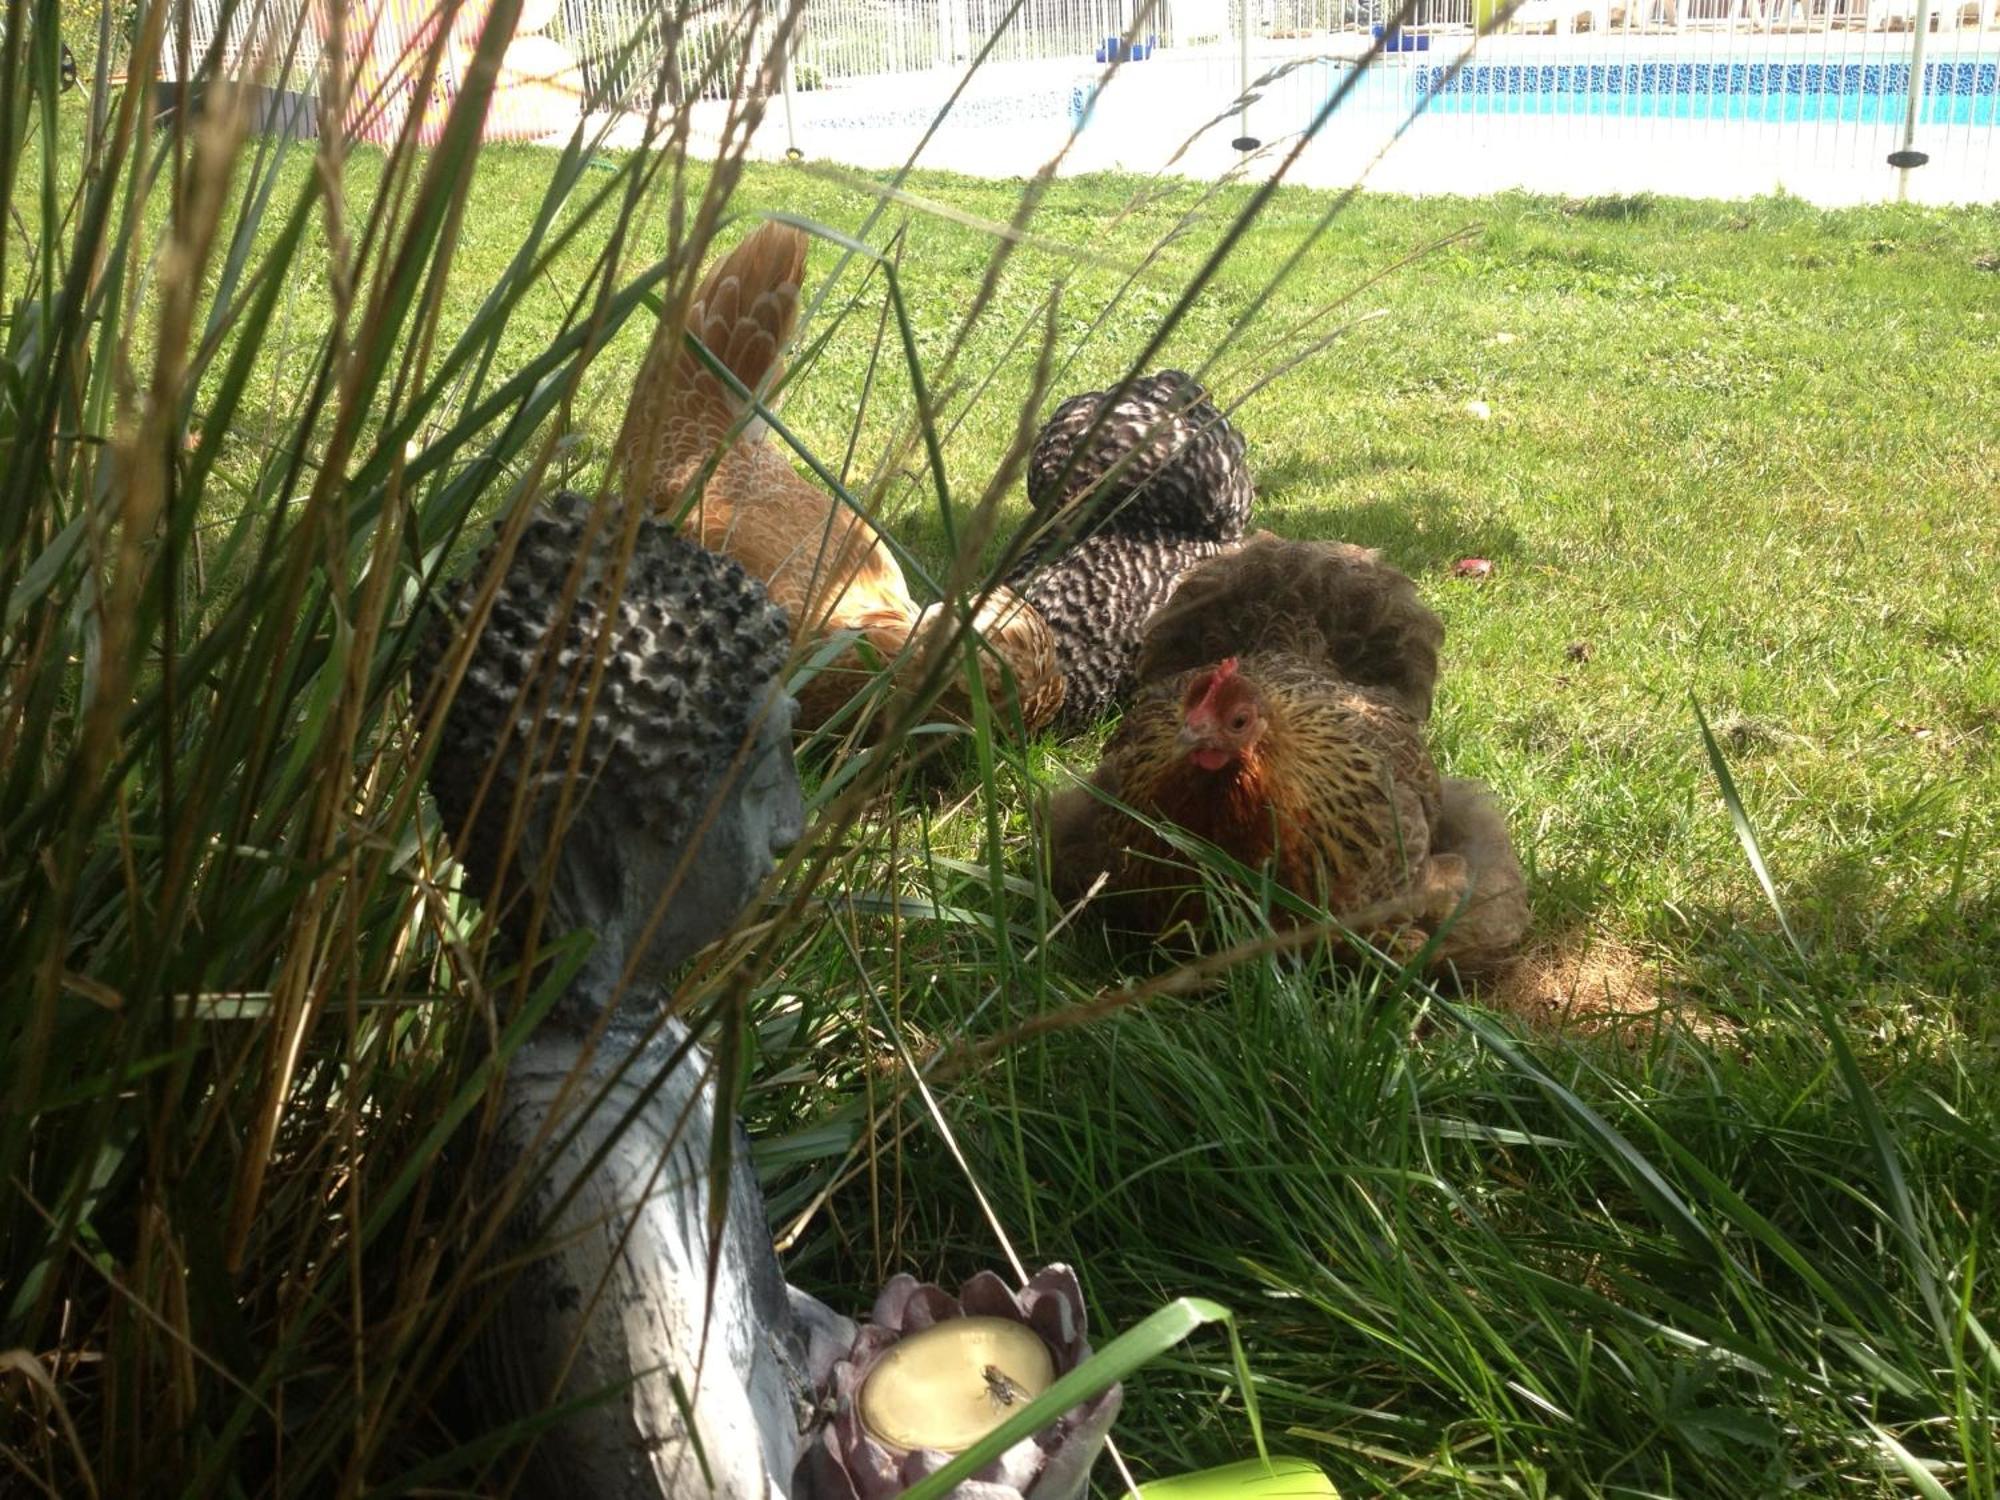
[1049,537,1527,973]
[620,221,1062,733]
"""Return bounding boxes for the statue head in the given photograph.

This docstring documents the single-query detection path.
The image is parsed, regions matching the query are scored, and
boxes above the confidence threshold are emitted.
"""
[420,492,802,1008]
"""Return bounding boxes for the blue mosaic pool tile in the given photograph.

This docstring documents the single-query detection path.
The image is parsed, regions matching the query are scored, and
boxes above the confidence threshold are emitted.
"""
[1418,53,1998,124]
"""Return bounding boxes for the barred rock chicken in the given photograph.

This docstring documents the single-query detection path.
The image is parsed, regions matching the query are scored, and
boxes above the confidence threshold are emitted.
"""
[621,221,1063,733]
[1025,369,1253,536]
[1009,370,1253,728]
[1049,537,1529,973]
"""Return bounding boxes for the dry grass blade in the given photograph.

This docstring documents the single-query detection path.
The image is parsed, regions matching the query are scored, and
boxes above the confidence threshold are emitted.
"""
[0,1347,100,1500]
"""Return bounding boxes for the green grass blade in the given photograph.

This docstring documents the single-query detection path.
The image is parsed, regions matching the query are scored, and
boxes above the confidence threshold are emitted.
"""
[899,1297,1247,1500]
[1695,698,1948,1344]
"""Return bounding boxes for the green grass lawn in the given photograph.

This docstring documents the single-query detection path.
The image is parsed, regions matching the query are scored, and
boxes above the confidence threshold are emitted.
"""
[443,151,2000,954]
[696,168,1998,1496]
[462,157,1998,1495]
[11,92,2000,1494]
[455,147,1997,1036]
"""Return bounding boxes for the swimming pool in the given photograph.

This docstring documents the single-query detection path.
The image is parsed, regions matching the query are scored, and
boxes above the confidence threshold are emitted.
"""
[1415,55,2000,126]
[826,42,1996,202]
[1062,47,2000,139]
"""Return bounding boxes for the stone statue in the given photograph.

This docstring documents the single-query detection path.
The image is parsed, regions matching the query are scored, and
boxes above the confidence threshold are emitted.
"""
[422,492,1118,1500]
[422,492,854,1498]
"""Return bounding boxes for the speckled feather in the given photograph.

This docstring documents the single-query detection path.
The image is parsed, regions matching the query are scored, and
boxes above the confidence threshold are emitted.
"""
[1013,370,1254,726]
[1026,369,1253,541]
[1012,531,1238,728]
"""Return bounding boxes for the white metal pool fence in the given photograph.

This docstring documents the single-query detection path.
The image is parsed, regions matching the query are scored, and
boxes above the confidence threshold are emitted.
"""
[168,0,1998,93]
[157,0,1999,200]
[156,0,1173,95]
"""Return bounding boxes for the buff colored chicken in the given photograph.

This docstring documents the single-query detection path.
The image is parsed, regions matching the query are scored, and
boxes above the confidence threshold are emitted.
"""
[620,221,1063,733]
[1049,537,1528,973]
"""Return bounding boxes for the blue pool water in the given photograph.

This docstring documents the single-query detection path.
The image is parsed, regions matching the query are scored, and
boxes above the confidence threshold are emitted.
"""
[1416,56,1999,125]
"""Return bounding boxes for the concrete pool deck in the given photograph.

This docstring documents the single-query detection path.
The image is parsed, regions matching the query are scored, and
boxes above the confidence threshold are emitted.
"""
[574,36,1997,205]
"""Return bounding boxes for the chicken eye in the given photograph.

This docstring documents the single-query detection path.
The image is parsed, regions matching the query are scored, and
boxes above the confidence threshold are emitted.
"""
[1229,711,1251,733]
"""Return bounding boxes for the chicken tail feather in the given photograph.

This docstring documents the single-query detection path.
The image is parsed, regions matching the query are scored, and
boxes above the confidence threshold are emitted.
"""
[1425,777,1531,973]
[690,220,809,408]
[659,220,811,432]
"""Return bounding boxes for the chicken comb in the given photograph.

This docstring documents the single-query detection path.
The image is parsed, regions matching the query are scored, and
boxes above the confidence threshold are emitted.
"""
[1184,656,1241,724]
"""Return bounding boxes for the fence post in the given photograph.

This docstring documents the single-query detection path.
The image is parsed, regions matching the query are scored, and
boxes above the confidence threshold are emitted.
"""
[1889,0,1934,195]
[1232,0,1260,148]
[780,18,800,157]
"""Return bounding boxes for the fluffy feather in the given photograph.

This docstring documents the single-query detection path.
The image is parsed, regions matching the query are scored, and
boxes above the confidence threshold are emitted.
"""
[1420,778,1533,974]
[1138,535,1443,721]
[1052,651,1442,933]
[1050,542,1527,973]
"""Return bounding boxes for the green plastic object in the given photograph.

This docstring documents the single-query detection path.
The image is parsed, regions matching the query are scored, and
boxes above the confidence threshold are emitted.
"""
[1136,1456,1340,1498]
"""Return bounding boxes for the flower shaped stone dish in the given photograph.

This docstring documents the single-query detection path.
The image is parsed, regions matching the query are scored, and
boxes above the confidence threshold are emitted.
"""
[795,1266,1121,1500]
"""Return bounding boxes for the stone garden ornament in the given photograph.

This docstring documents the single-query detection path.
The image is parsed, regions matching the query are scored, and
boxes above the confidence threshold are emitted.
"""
[423,493,1118,1498]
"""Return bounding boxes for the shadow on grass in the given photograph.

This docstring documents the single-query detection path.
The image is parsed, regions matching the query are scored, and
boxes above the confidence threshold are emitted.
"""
[1648,853,1998,1038]
[1250,458,1528,576]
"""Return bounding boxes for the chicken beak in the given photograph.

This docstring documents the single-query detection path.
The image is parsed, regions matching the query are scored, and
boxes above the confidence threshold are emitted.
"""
[1176,720,1207,752]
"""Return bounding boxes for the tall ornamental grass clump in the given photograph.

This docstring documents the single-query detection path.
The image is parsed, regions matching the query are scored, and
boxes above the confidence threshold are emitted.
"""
[0,0,1294,1481]
[0,0,879,1488]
